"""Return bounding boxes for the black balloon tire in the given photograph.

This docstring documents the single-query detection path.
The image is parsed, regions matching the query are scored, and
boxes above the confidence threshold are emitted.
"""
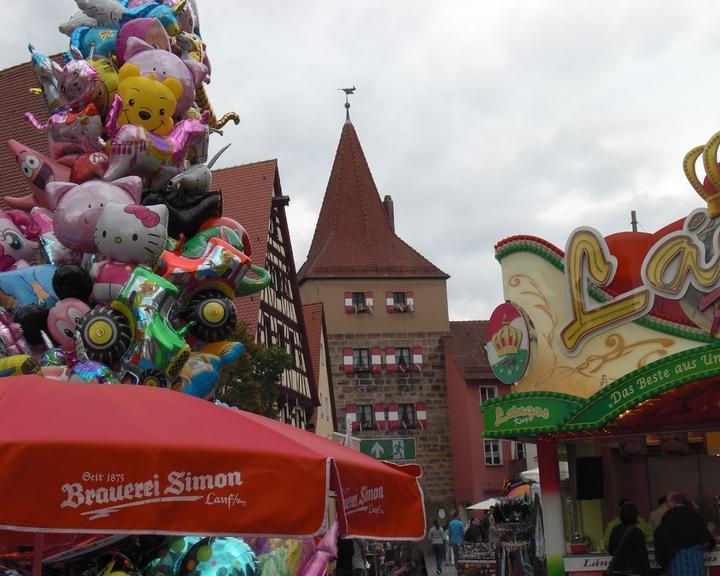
[139,368,167,388]
[184,291,236,342]
[79,307,131,365]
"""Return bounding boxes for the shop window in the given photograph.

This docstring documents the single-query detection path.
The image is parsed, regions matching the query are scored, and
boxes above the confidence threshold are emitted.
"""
[357,404,375,430]
[484,439,503,466]
[396,347,412,372]
[353,348,371,373]
[399,403,417,429]
[512,441,526,461]
[480,385,497,404]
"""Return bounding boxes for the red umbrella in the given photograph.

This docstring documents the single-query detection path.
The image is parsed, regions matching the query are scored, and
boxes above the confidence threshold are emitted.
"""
[0,376,425,541]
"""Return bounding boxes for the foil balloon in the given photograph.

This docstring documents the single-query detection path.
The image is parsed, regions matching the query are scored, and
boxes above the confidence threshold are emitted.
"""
[25,105,104,160]
[175,341,244,399]
[296,521,339,576]
[178,537,257,576]
[0,264,58,313]
[92,203,168,302]
[44,176,143,253]
[70,151,109,183]
[87,56,119,119]
[115,18,171,65]
[47,298,90,349]
[103,100,209,189]
[144,536,202,576]
[0,355,41,377]
[5,140,72,211]
[142,186,220,239]
[56,49,100,112]
[123,37,208,116]
[40,347,66,367]
[29,207,81,265]
[59,11,98,36]
[0,308,31,356]
[182,223,249,259]
[165,143,230,196]
[27,43,65,116]
[0,210,42,270]
[74,0,124,28]
[75,0,183,36]
[70,25,119,59]
[115,63,183,136]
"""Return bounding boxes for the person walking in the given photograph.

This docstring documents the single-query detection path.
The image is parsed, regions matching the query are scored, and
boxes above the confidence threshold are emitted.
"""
[464,516,483,543]
[428,519,446,575]
[654,491,714,576]
[607,502,650,576]
[448,512,465,570]
[351,539,369,576]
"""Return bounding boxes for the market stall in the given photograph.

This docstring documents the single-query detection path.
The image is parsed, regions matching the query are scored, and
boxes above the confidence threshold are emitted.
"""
[481,130,720,576]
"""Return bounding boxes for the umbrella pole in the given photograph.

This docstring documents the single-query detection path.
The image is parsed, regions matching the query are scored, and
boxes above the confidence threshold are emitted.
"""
[32,533,45,576]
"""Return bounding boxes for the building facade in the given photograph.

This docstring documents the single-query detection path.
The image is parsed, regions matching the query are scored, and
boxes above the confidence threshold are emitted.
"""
[444,321,528,512]
[298,114,455,515]
[303,303,338,438]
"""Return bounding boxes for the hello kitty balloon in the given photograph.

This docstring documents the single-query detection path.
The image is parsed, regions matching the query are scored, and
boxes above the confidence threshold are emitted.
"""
[92,203,168,302]
[44,177,143,253]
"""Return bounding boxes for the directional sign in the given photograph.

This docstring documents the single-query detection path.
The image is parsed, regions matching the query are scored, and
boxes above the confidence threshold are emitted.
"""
[360,438,416,461]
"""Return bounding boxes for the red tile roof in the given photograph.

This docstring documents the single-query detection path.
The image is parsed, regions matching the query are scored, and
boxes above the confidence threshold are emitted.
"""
[213,160,278,333]
[447,320,495,380]
[298,121,448,280]
[0,55,63,208]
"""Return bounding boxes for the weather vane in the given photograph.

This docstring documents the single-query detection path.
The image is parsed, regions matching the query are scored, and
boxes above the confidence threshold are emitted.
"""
[338,86,356,122]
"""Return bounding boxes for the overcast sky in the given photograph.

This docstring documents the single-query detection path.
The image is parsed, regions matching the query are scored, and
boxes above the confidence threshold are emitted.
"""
[2,2,718,320]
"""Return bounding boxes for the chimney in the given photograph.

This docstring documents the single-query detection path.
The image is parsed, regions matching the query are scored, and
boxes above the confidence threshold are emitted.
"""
[383,195,395,232]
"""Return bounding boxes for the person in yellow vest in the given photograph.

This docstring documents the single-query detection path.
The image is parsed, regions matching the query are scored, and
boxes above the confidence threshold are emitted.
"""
[604,498,652,546]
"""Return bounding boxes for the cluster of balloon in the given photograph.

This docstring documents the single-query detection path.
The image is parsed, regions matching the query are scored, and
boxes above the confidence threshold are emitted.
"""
[0,0,265,397]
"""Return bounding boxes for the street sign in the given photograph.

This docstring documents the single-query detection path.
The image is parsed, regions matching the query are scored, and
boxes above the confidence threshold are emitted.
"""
[359,437,416,461]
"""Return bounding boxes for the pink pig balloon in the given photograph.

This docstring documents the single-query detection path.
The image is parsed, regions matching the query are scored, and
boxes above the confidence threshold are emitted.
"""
[44,176,143,253]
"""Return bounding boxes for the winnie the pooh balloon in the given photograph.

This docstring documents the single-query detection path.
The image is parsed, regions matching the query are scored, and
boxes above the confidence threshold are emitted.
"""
[116,62,182,136]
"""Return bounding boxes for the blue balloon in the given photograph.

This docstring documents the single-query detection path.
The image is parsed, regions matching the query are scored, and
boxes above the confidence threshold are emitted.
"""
[178,537,257,576]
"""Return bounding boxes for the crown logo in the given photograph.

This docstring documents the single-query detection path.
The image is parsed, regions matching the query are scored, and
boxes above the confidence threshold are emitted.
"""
[684,133,720,217]
[492,315,522,356]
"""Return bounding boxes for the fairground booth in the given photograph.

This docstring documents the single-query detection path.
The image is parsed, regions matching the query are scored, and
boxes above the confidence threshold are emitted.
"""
[481,132,720,576]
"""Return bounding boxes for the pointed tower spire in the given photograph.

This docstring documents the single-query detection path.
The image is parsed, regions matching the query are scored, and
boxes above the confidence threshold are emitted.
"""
[339,86,356,123]
[298,118,447,281]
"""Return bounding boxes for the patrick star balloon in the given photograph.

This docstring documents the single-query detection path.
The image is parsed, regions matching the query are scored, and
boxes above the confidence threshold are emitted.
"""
[6,140,72,211]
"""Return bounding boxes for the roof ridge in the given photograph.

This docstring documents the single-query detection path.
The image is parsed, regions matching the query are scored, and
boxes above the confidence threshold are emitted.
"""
[213,158,277,173]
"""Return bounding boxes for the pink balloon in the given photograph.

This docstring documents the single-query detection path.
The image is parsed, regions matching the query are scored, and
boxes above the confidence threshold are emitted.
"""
[25,104,104,160]
[124,37,208,116]
[48,298,90,349]
[0,210,41,271]
[5,140,72,211]
[297,521,339,576]
[116,18,171,65]
[44,177,143,253]
[103,95,209,188]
